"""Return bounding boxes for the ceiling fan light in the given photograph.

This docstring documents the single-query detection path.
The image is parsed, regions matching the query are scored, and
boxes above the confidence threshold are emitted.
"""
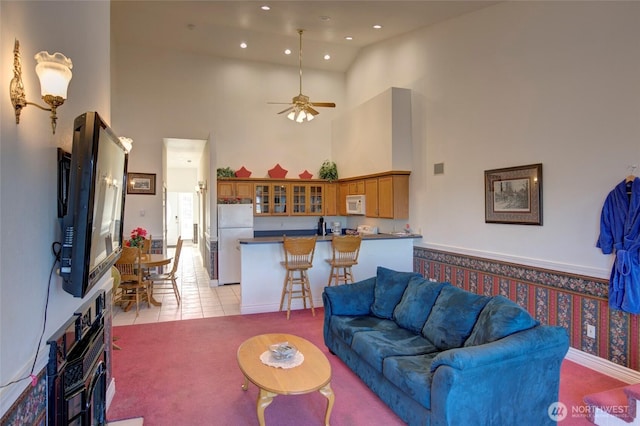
[287,110,296,120]
[296,110,306,123]
[306,112,315,122]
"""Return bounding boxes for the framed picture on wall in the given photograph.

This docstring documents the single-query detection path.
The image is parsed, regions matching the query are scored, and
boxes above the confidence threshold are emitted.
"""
[484,163,542,225]
[127,172,156,195]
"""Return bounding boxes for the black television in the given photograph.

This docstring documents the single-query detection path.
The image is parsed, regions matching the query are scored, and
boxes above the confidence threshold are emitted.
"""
[60,112,128,298]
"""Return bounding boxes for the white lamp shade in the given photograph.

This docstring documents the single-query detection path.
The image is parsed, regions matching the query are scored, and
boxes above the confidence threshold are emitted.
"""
[119,137,133,153]
[34,51,73,99]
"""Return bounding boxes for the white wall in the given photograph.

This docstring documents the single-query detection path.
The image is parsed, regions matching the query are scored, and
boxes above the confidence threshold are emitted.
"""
[332,87,413,178]
[0,0,111,415]
[345,1,640,278]
[112,43,345,241]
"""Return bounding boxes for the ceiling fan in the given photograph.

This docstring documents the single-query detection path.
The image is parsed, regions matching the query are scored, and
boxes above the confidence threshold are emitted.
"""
[268,29,336,123]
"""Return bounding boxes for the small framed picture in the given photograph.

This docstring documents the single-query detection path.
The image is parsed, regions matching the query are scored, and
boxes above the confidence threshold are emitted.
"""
[484,163,542,225]
[127,172,156,195]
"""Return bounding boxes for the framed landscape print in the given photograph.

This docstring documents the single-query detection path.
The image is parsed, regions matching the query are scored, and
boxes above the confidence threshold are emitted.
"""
[127,172,156,195]
[484,163,542,225]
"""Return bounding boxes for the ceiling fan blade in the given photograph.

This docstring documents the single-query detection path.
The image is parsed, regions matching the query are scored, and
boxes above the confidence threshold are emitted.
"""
[311,102,336,108]
[306,106,320,116]
[278,106,294,114]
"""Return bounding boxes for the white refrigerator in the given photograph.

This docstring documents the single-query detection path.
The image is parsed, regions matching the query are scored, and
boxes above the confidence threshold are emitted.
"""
[218,204,254,285]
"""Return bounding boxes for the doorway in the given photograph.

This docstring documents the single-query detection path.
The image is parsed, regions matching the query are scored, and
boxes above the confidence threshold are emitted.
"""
[163,137,207,248]
[166,192,194,246]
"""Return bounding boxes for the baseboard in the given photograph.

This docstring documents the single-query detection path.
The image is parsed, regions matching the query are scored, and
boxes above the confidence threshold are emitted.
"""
[566,348,640,384]
[240,298,325,315]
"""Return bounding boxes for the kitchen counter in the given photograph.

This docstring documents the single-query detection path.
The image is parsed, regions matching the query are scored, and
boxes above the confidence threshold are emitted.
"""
[238,233,421,315]
[239,233,421,244]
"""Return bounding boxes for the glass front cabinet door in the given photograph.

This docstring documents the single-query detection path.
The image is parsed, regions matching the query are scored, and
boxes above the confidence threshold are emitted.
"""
[254,183,288,216]
[291,183,323,216]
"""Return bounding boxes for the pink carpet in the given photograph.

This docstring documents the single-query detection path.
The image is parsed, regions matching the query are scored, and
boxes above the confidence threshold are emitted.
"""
[107,309,627,425]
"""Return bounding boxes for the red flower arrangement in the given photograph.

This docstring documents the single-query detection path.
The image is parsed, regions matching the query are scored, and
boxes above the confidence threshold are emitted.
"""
[125,227,148,247]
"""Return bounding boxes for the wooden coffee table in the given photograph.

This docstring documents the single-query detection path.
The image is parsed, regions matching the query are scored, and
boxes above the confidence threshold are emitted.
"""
[237,333,334,426]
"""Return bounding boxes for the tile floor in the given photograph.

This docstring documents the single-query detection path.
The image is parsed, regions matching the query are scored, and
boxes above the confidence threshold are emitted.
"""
[112,241,240,326]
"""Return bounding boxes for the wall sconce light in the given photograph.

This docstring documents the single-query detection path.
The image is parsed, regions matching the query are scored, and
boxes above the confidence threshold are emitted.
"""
[119,136,133,153]
[9,39,73,134]
[198,181,207,191]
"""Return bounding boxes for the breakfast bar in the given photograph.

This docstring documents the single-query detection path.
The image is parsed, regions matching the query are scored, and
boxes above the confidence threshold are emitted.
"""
[238,233,420,314]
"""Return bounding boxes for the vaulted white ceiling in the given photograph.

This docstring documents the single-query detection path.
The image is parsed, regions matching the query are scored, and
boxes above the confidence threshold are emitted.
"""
[112,0,498,73]
[112,1,498,168]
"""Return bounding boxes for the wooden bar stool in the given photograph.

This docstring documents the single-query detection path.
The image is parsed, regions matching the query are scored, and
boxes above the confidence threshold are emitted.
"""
[325,235,362,286]
[279,235,317,319]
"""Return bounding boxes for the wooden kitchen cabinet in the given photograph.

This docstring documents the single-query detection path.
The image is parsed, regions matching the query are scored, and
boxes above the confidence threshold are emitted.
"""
[291,183,324,215]
[324,183,338,216]
[349,180,365,195]
[365,178,379,217]
[338,182,349,216]
[254,183,289,216]
[376,174,409,219]
[341,172,410,219]
[218,180,253,198]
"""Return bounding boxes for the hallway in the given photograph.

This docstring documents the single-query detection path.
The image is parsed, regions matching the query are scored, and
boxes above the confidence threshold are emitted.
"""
[112,242,240,326]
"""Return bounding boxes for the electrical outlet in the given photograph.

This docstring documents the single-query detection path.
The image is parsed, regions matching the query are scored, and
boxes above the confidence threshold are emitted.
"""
[586,324,596,339]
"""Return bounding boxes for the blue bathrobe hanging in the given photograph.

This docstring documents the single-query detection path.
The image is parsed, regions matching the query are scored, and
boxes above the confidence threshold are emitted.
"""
[597,177,640,314]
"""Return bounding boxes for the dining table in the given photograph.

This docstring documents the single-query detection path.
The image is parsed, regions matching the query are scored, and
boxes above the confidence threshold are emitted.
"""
[138,253,173,306]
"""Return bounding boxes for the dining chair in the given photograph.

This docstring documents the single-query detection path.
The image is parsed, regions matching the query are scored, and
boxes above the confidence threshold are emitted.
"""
[110,266,122,350]
[114,246,151,316]
[279,235,316,320]
[148,237,183,304]
[325,235,362,286]
[140,235,152,254]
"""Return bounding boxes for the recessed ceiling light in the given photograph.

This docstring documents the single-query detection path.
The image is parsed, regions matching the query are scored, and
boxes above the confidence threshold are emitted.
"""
[345,36,353,41]
[373,24,383,29]
[284,49,292,55]
[261,5,271,11]
[240,42,248,49]
[319,15,331,22]
[323,54,331,60]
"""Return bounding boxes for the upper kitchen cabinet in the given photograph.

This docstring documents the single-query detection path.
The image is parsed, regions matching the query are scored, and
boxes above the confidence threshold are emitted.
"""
[324,183,338,216]
[349,180,365,195]
[342,171,410,219]
[377,174,409,219]
[217,180,253,203]
[291,183,324,216]
[338,182,349,216]
[221,178,331,216]
[254,182,288,216]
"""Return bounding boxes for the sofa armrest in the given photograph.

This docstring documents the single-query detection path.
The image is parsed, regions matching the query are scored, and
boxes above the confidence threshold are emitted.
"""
[431,325,568,372]
[322,276,376,317]
[429,325,569,426]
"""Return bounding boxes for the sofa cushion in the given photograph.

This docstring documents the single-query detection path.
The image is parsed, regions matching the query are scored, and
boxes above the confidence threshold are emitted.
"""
[329,315,400,346]
[383,353,439,410]
[421,285,490,350]
[351,328,438,372]
[370,267,421,319]
[324,277,376,316]
[393,277,449,334]
[464,295,540,347]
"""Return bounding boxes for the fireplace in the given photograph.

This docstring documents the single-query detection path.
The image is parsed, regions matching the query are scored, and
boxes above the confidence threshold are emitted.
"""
[47,292,107,425]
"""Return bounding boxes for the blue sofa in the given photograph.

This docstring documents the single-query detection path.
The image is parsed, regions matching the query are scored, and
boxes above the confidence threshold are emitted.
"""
[322,267,569,426]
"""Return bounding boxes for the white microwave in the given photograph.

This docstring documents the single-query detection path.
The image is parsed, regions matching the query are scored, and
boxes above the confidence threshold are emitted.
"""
[346,195,366,215]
